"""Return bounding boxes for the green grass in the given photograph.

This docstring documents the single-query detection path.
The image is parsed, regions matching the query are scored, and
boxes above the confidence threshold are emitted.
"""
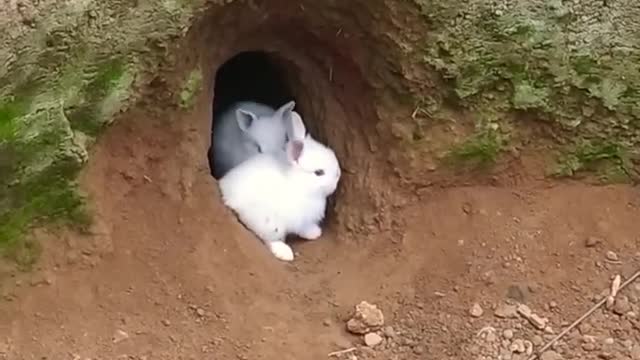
[445,129,505,168]
[552,140,635,182]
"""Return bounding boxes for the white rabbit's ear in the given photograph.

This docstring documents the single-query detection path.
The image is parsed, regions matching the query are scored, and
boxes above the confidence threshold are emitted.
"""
[236,109,258,132]
[275,100,296,122]
[286,139,304,163]
[286,111,306,141]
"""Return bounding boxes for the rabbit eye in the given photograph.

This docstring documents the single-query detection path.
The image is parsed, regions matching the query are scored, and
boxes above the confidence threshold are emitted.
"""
[314,169,325,176]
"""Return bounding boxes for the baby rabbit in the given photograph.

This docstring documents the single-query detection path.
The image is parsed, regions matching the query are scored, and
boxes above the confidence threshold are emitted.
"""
[218,112,341,261]
[211,100,297,178]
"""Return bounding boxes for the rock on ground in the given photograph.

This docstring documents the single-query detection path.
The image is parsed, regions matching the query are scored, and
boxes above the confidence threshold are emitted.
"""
[346,301,384,335]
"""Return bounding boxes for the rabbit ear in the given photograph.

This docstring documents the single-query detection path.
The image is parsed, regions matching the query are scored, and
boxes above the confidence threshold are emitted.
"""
[286,139,304,163]
[274,100,296,122]
[236,109,258,132]
[286,111,306,142]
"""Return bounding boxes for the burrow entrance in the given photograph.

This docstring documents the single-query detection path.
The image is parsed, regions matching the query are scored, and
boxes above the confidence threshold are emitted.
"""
[208,50,302,180]
[185,1,408,239]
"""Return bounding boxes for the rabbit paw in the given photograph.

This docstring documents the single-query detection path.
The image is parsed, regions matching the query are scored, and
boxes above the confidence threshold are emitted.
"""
[298,224,322,240]
[268,242,294,261]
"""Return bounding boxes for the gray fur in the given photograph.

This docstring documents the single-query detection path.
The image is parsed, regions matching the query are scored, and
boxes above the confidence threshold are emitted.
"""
[212,101,294,177]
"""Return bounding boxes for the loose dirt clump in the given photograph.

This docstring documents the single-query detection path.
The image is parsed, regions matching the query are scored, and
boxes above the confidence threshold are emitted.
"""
[347,301,385,335]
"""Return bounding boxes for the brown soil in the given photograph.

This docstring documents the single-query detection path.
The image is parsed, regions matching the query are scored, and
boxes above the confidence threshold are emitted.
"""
[1,2,640,359]
[0,88,639,360]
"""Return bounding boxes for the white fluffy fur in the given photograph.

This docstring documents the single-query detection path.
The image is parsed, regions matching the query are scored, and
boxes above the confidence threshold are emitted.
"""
[218,114,341,261]
[212,101,295,177]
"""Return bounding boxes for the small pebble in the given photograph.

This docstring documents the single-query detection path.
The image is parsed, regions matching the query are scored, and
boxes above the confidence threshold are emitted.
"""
[510,339,526,353]
[470,303,484,317]
[161,319,171,327]
[112,329,129,343]
[605,251,618,261]
[503,329,514,339]
[382,326,396,338]
[364,333,383,348]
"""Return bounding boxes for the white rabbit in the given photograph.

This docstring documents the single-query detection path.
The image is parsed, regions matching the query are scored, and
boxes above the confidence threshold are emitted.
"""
[211,100,296,178]
[218,113,341,261]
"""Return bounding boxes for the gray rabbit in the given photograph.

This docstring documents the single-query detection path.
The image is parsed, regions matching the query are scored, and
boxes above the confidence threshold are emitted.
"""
[211,100,297,178]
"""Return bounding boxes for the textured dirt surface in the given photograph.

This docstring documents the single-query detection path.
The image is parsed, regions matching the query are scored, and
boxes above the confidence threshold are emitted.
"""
[0,89,639,360]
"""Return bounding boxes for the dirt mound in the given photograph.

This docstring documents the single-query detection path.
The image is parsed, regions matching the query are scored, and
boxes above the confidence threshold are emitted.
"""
[0,88,638,359]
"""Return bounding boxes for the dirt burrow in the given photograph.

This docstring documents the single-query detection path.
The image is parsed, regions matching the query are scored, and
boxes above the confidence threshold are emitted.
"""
[0,81,638,359]
[1,1,640,359]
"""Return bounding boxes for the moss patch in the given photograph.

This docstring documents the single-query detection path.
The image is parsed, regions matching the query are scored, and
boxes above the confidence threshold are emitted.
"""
[0,104,89,265]
[552,140,635,182]
[0,155,89,266]
[445,129,506,168]
[178,68,203,109]
[417,0,640,149]
[64,58,128,136]
[0,81,40,136]
[0,0,207,270]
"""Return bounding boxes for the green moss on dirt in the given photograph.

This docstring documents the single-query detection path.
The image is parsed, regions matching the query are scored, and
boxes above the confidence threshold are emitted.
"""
[0,98,90,263]
[0,81,40,135]
[0,0,206,269]
[0,99,30,131]
[552,140,635,182]
[64,58,128,136]
[0,154,89,266]
[416,0,640,151]
[445,129,506,168]
[413,0,640,180]
[178,68,203,109]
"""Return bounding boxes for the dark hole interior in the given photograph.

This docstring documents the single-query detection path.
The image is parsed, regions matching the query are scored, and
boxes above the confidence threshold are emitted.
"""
[208,51,300,178]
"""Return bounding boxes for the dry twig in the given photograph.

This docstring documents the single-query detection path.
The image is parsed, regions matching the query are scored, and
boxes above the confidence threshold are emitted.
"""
[328,347,357,357]
[527,270,640,360]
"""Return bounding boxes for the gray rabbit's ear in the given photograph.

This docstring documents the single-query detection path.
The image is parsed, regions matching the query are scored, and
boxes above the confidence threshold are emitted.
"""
[236,109,258,132]
[275,100,296,122]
